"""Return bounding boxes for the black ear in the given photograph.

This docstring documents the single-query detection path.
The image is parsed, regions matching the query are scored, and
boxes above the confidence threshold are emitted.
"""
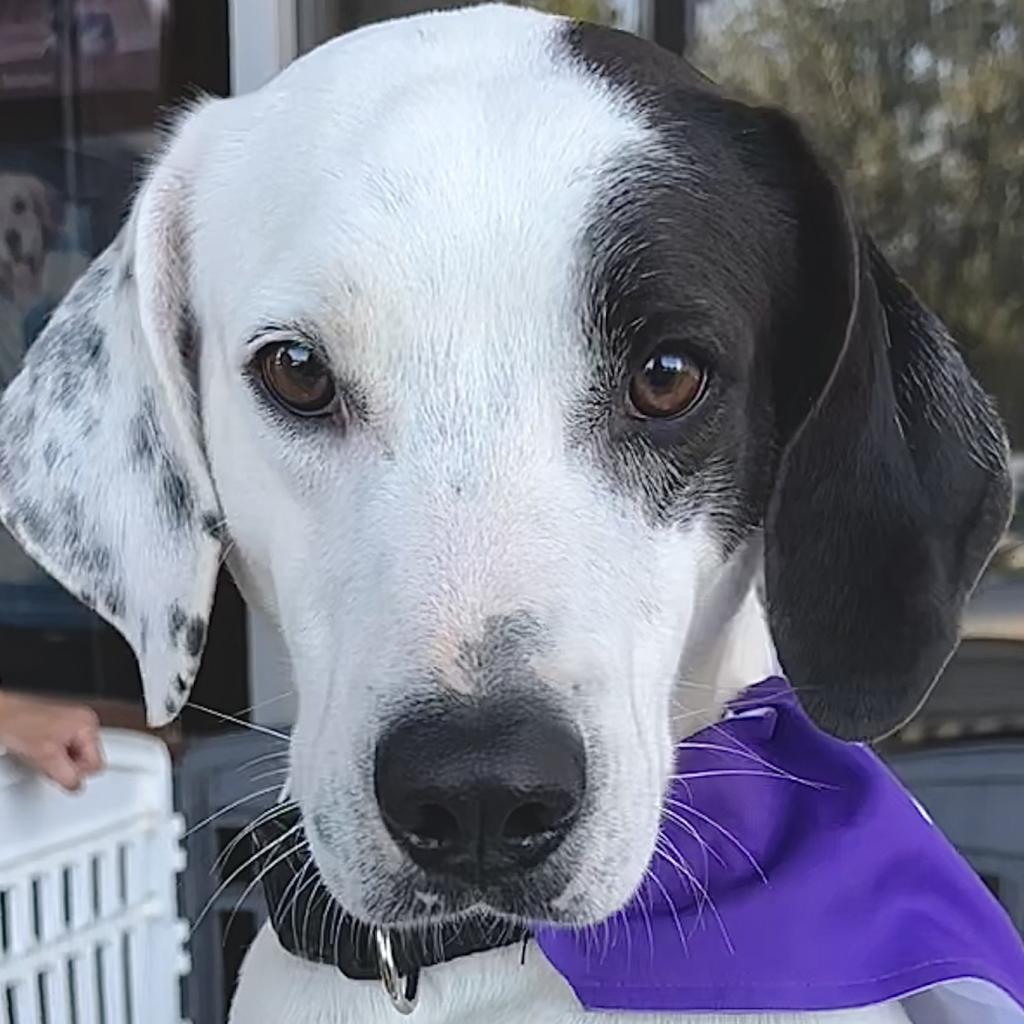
[759,114,1012,741]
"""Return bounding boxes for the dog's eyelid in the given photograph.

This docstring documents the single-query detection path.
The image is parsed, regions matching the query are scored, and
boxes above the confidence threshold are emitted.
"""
[627,334,719,378]
[245,323,325,357]
[614,304,726,370]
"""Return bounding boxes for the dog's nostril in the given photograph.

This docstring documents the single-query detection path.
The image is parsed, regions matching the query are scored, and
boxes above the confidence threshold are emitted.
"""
[406,803,461,851]
[501,798,569,843]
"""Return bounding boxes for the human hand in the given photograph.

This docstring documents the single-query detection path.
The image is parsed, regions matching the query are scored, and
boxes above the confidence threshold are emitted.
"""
[0,691,105,791]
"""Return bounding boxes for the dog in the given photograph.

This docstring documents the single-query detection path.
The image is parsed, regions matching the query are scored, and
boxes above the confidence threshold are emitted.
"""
[0,170,87,403]
[0,5,1014,1023]
[0,173,60,314]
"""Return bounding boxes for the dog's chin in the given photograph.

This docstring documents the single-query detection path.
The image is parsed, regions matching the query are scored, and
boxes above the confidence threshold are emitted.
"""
[320,860,625,931]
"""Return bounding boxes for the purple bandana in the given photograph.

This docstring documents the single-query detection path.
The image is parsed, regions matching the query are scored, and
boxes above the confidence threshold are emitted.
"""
[536,678,1024,1020]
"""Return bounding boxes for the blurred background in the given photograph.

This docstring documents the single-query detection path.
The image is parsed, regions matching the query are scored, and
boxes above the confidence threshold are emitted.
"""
[0,1,1020,1019]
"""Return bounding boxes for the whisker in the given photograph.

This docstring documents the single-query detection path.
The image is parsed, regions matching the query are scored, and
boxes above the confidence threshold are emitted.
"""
[316,885,335,959]
[705,721,834,790]
[293,857,322,943]
[655,836,706,913]
[226,691,296,720]
[674,738,826,790]
[620,902,634,968]
[186,702,290,741]
[668,704,722,723]
[655,840,733,954]
[660,807,725,871]
[670,768,824,788]
[224,838,309,941]
[191,821,302,937]
[237,749,291,773]
[213,800,299,874]
[271,849,312,935]
[647,867,688,955]
[665,800,768,884]
[674,739,782,765]
[638,883,655,964]
[184,784,284,839]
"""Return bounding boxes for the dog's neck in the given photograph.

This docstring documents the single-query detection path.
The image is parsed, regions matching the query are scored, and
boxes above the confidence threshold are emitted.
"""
[673,541,779,738]
[704,584,778,693]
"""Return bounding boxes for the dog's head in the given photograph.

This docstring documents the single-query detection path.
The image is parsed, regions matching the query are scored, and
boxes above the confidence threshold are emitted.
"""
[0,6,1010,928]
[0,173,61,309]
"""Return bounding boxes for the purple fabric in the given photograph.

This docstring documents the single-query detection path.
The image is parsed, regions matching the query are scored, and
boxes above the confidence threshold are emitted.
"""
[535,677,1024,1014]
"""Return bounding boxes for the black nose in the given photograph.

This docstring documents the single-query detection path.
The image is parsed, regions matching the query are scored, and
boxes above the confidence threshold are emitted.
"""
[4,229,21,259]
[374,700,585,883]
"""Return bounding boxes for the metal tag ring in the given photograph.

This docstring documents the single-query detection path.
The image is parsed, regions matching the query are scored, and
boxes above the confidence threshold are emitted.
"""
[374,928,419,1015]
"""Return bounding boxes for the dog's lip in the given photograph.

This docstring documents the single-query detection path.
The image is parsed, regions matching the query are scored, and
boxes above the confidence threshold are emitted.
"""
[318,866,577,929]
[361,880,591,930]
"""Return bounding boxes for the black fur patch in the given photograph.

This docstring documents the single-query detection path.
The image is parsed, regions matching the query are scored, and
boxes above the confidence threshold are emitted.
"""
[564,21,1011,738]
[42,440,61,471]
[103,583,126,619]
[563,23,784,538]
[9,405,36,445]
[168,603,187,642]
[54,368,78,408]
[455,612,548,693]
[159,457,195,530]
[82,321,109,385]
[18,501,51,545]
[185,617,206,659]
[201,511,228,543]
[129,392,159,470]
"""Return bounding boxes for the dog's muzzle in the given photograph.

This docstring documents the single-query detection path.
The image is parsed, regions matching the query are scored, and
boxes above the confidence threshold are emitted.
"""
[252,811,529,1015]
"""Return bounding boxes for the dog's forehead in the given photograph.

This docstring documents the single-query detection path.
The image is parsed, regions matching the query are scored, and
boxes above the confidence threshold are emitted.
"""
[190,8,672,343]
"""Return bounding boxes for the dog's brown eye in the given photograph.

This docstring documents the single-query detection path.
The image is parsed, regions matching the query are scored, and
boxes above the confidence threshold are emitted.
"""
[628,345,707,419]
[258,341,336,417]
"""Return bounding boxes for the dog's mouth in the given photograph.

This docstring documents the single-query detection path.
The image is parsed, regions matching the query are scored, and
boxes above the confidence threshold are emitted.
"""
[364,863,576,927]
[253,807,581,935]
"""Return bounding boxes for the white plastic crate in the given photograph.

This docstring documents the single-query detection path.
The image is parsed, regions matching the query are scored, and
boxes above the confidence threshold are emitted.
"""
[0,729,188,1024]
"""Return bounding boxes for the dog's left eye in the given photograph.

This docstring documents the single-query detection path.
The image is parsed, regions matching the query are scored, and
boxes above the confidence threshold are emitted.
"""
[257,340,337,417]
[628,344,707,420]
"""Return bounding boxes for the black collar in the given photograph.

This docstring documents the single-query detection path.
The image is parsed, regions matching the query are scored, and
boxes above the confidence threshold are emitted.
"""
[252,813,528,991]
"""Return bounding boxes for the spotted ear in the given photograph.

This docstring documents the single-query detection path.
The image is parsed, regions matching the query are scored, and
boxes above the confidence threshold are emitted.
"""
[0,106,224,726]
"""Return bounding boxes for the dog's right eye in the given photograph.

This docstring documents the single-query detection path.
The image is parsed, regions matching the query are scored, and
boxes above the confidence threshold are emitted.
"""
[257,340,337,417]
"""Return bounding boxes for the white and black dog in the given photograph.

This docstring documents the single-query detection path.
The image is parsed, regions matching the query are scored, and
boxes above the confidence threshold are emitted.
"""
[0,6,1012,1023]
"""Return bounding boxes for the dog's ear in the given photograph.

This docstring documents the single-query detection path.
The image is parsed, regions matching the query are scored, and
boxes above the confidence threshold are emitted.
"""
[753,109,1013,741]
[0,106,224,726]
